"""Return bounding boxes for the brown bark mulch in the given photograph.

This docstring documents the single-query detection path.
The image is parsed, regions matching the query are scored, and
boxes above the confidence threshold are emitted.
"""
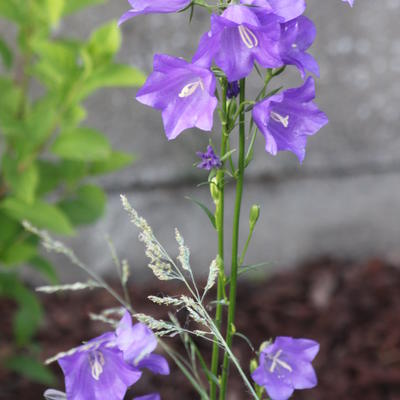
[1,257,400,400]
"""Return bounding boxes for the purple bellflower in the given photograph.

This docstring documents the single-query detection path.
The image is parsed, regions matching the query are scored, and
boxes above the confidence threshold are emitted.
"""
[136,54,217,140]
[279,16,319,79]
[252,77,328,163]
[193,5,282,81]
[240,0,306,23]
[58,332,142,400]
[196,145,222,170]
[227,81,240,99]
[252,337,320,400]
[57,311,169,400]
[342,0,354,6]
[116,311,170,375]
[119,0,191,25]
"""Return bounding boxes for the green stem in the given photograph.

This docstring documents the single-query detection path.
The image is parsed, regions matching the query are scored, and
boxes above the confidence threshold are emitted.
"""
[210,79,228,400]
[219,79,246,400]
[239,224,255,266]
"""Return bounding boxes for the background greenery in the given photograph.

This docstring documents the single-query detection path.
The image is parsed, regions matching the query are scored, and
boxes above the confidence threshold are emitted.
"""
[0,0,145,383]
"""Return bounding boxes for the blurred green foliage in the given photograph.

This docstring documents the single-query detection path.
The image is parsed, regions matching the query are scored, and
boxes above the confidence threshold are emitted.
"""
[0,0,145,383]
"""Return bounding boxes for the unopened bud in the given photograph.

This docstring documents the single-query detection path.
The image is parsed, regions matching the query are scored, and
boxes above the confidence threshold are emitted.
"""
[249,204,260,229]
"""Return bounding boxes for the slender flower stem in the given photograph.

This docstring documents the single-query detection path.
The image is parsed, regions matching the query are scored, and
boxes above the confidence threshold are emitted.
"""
[219,78,246,400]
[210,79,228,400]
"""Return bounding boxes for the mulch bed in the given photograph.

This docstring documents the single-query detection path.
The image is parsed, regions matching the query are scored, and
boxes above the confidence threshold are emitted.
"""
[1,258,400,399]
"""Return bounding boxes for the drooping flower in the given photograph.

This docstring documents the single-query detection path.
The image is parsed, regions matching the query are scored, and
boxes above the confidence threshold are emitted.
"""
[136,54,217,140]
[252,337,320,400]
[119,0,191,25]
[240,0,306,23]
[57,311,169,400]
[116,311,170,376]
[58,332,142,400]
[252,77,328,163]
[279,16,319,78]
[193,5,283,81]
[196,145,222,170]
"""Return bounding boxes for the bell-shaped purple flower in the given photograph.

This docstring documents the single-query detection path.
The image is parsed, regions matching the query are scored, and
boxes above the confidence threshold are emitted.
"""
[252,77,328,163]
[193,5,282,81]
[57,311,169,400]
[279,16,319,79]
[119,0,191,25]
[240,0,306,23]
[196,145,222,170]
[58,332,142,400]
[252,337,320,400]
[116,311,170,376]
[136,54,217,140]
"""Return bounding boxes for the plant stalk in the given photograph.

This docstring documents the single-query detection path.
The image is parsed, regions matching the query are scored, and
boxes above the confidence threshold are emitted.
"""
[219,78,246,400]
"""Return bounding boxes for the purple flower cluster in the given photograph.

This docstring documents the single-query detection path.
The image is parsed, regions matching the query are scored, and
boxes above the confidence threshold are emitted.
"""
[55,311,169,400]
[119,0,336,163]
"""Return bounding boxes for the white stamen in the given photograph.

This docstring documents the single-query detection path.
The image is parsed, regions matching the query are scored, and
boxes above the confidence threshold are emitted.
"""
[238,25,259,49]
[269,349,293,373]
[178,80,204,98]
[89,350,105,380]
[270,111,289,128]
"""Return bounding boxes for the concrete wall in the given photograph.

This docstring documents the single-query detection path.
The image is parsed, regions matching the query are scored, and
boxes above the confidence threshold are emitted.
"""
[7,0,400,281]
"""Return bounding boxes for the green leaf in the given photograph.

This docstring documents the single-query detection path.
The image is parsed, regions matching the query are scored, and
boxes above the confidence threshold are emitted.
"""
[60,104,87,130]
[0,38,13,68]
[0,212,21,253]
[63,0,105,15]
[77,64,146,100]
[0,1,26,24]
[59,185,106,225]
[1,198,74,235]
[0,242,37,266]
[185,196,216,229]
[89,151,134,175]
[31,0,65,27]
[86,20,121,64]
[2,155,39,204]
[5,356,55,385]
[36,161,62,196]
[30,257,58,284]
[51,127,111,161]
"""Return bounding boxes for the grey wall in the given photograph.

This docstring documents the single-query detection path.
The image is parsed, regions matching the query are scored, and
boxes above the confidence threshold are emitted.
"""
[14,0,400,280]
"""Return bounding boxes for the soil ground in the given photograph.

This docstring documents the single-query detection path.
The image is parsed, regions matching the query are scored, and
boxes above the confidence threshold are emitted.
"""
[1,258,400,400]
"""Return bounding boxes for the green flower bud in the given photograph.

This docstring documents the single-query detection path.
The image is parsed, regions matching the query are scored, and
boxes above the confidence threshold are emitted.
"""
[249,204,261,229]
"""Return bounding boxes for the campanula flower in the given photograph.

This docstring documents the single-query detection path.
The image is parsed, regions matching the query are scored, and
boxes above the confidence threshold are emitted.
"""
[240,0,306,23]
[193,5,282,81]
[196,145,222,170]
[252,77,328,163]
[252,337,320,400]
[58,332,142,400]
[57,311,169,400]
[116,311,169,375]
[136,54,217,140]
[119,0,191,25]
[279,16,319,79]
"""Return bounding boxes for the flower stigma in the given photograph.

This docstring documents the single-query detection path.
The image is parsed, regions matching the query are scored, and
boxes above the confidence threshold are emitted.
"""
[88,350,105,380]
[268,349,293,373]
[238,25,259,49]
[270,111,289,128]
[178,80,204,98]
